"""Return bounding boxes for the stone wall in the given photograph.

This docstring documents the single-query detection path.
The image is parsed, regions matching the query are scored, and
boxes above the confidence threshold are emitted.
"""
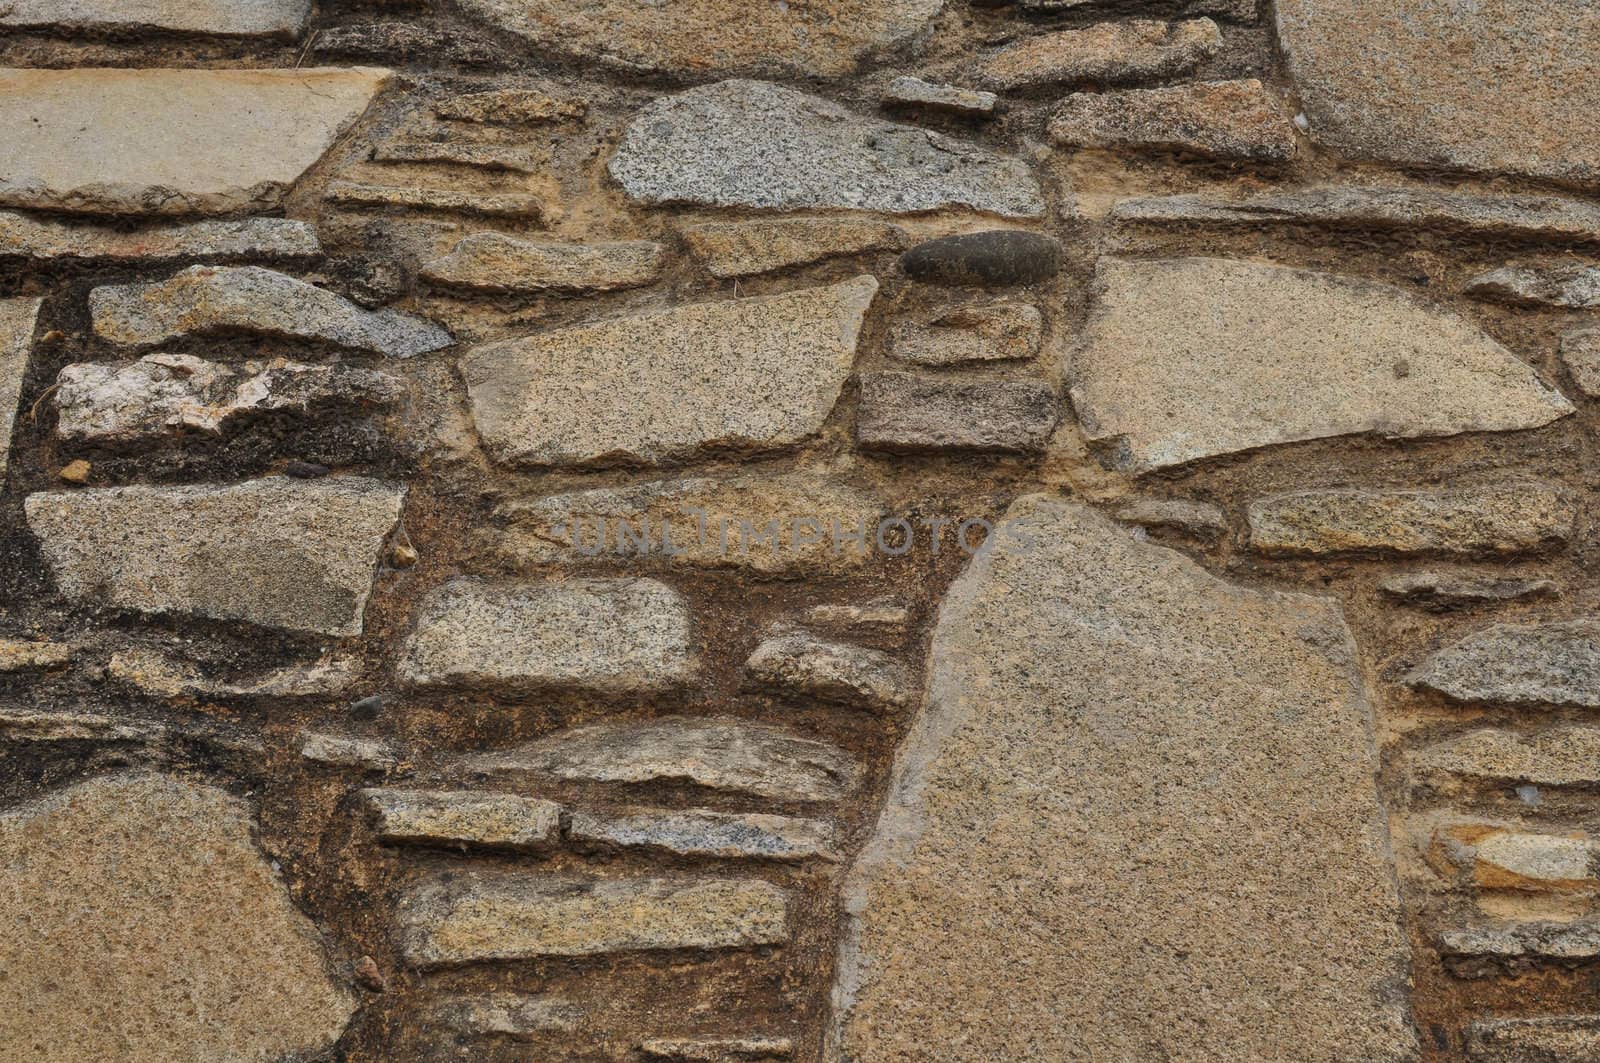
[0,2,1596,1061]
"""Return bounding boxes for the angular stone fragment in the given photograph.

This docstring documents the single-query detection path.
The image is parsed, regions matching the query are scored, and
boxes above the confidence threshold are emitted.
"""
[855,371,1058,454]
[324,180,547,221]
[979,18,1221,91]
[681,218,903,280]
[1072,258,1574,473]
[1413,726,1600,788]
[0,638,72,673]
[610,81,1044,218]
[300,731,399,771]
[108,647,358,700]
[362,788,561,851]
[891,303,1043,366]
[901,231,1062,288]
[0,67,388,215]
[1439,922,1600,963]
[0,774,354,1063]
[884,77,996,116]
[1466,1016,1600,1062]
[1276,0,1600,185]
[745,631,910,711]
[397,874,789,967]
[25,477,404,636]
[0,0,312,36]
[1050,79,1297,162]
[436,88,586,125]
[1113,497,1228,538]
[399,577,693,693]
[569,807,838,862]
[1466,265,1600,310]
[54,353,405,443]
[0,708,160,743]
[1407,620,1600,709]
[0,213,320,264]
[459,718,856,803]
[641,1038,794,1061]
[804,599,912,639]
[462,276,875,468]
[456,0,941,78]
[833,495,1413,1062]
[430,994,583,1038]
[373,141,541,173]
[1246,482,1575,558]
[311,20,507,65]
[90,266,451,357]
[422,233,665,293]
[1564,330,1600,398]
[0,297,41,482]
[1379,572,1557,611]
[1432,822,1600,894]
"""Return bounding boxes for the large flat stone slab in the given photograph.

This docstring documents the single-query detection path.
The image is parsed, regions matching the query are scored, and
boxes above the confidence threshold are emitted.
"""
[832,494,1414,1062]
[0,0,311,37]
[0,297,42,484]
[462,276,875,468]
[0,213,320,264]
[1276,0,1600,185]
[609,80,1043,218]
[1071,257,1572,472]
[25,476,404,636]
[0,67,389,216]
[0,773,353,1062]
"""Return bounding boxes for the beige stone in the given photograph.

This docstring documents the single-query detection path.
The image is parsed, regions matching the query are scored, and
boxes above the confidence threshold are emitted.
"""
[1378,572,1556,611]
[429,994,583,1037]
[0,213,320,263]
[435,87,586,125]
[300,731,399,771]
[1432,823,1600,894]
[745,631,910,711]
[1561,329,1600,397]
[978,18,1221,91]
[0,707,160,744]
[890,303,1042,367]
[107,647,358,700]
[642,1038,795,1061]
[1407,620,1600,709]
[855,371,1059,454]
[681,218,904,280]
[0,67,388,215]
[0,637,72,673]
[462,277,876,468]
[832,495,1413,1062]
[804,599,912,639]
[373,141,542,173]
[1049,80,1297,162]
[422,233,666,293]
[362,788,561,851]
[1413,726,1600,788]
[0,0,311,36]
[0,773,354,1062]
[883,77,996,117]
[1072,258,1572,473]
[324,180,549,221]
[0,297,42,483]
[568,807,838,862]
[1467,1017,1600,1062]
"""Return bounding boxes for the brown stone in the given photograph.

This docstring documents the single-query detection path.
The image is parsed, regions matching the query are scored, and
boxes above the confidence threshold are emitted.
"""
[978,19,1221,91]
[1049,79,1297,162]
[855,371,1059,454]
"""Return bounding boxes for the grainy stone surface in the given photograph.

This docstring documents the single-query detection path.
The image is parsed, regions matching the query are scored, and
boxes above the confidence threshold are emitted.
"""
[1563,329,1600,397]
[1466,1016,1600,1062]
[978,18,1221,91]
[435,87,586,124]
[1407,620,1600,709]
[0,297,42,483]
[429,994,583,1037]
[569,807,838,862]
[1413,726,1600,788]
[107,647,358,700]
[0,773,354,1063]
[462,276,875,468]
[856,371,1058,454]
[91,266,452,356]
[883,77,996,116]
[1049,79,1297,161]
[682,218,904,279]
[1466,265,1600,309]
[1072,257,1573,472]
[300,731,399,771]
[833,495,1413,1062]
[0,67,388,215]
[399,577,694,693]
[0,213,320,263]
[745,631,910,711]
[1379,572,1557,611]
[0,707,162,743]
[0,638,72,673]
[362,788,562,851]
[642,1037,795,1061]
[804,600,912,639]
[25,477,404,636]
[397,874,790,967]
[1112,497,1228,538]
[890,303,1042,366]
[609,81,1044,218]
[422,233,665,293]
[324,180,548,220]
[1432,823,1600,894]
[1440,922,1600,963]
[0,0,310,35]
[372,141,541,173]
[900,230,1062,287]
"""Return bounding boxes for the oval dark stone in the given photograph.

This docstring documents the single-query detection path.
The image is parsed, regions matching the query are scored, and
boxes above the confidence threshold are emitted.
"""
[900,230,1062,287]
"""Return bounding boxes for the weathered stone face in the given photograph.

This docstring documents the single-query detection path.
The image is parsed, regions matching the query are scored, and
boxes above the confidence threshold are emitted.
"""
[0,297,42,483]
[0,773,354,1063]
[832,495,1413,1062]
[1,0,311,36]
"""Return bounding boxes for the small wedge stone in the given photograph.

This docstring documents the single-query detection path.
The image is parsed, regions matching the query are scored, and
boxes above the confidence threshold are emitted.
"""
[1379,572,1557,611]
[883,77,996,116]
[436,88,586,125]
[1467,1016,1600,1062]
[325,180,548,221]
[1050,80,1297,162]
[1407,620,1600,708]
[0,214,320,264]
[978,19,1222,91]
[855,372,1058,454]
[640,1038,794,1061]
[681,218,903,280]
[372,141,542,173]
[422,233,665,293]
[0,297,42,482]
[1113,498,1228,538]
[1413,726,1600,788]
[1466,265,1600,309]
[1440,922,1600,963]
[107,648,358,700]
[362,789,561,851]
[1562,330,1600,397]
[300,732,398,771]
[569,807,838,862]
[891,303,1042,366]
[429,994,583,1038]
[803,600,911,639]
[0,638,72,673]
[745,631,910,711]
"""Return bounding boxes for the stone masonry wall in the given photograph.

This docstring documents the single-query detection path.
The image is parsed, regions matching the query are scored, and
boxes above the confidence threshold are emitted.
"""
[1,2,1598,1061]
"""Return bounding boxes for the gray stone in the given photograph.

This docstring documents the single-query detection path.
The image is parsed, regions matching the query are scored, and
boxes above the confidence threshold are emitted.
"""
[745,631,910,711]
[0,297,42,483]
[1466,265,1600,309]
[978,18,1221,91]
[372,141,541,173]
[0,774,354,1063]
[299,732,400,771]
[1246,481,1575,558]
[884,77,996,116]
[1413,726,1600,788]
[54,353,406,443]
[399,577,694,694]
[804,599,912,639]
[855,371,1059,454]
[1379,572,1557,611]
[832,495,1414,1062]
[1439,922,1600,963]
[436,87,586,125]
[1563,330,1600,397]
[462,276,875,468]
[609,80,1044,218]
[900,230,1062,287]
[0,67,388,215]
[1466,1017,1600,1062]
[91,266,450,357]
[568,807,838,862]
[1049,79,1297,162]
[1276,0,1600,185]
[0,214,320,264]
[429,994,583,1038]
[324,180,549,221]
[1407,620,1600,709]
[454,0,941,78]
[107,647,359,700]
[459,717,857,803]
[1112,497,1228,538]
[1072,257,1573,473]
[25,476,405,636]
[0,708,160,744]
[891,303,1042,366]
[362,789,561,851]
[642,1038,795,1061]
[0,0,310,36]
[397,874,789,967]
[421,233,665,293]
[682,218,904,280]
[311,20,508,66]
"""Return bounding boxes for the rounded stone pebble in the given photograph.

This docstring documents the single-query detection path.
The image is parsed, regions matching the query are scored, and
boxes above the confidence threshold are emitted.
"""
[900,230,1063,288]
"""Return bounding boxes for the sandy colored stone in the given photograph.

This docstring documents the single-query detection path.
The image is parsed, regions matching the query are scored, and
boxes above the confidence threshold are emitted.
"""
[397,874,789,967]
[681,218,904,280]
[569,807,838,862]
[804,599,912,639]
[1072,257,1573,473]
[459,717,857,803]
[324,180,548,221]
[91,266,451,357]
[891,303,1042,366]
[462,276,875,468]
[429,994,583,1038]
[0,707,160,743]
[1379,572,1557,611]
[373,141,541,173]
[24,476,404,636]
[1112,497,1228,538]
[1467,1017,1600,1062]
[0,297,41,483]
[0,0,310,35]
[1025,0,1254,16]
[1407,620,1600,709]
[1562,329,1600,398]
[362,788,561,851]
[455,0,941,78]
[978,18,1221,90]
[745,631,910,711]
[1440,922,1600,963]
[1049,79,1297,161]
[0,213,320,263]
[832,494,1413,1062]
[1277,0,1600,185]
[1466,265,1600,309]
[0,67,388,215]
[1246,481,1575,558]
[0,773,354,1062]
[1413,726,1600,788]
[855,371,1058,454]
[311,20,507,66]
[436,87,586,124]
[422,232,665,293]
[399,577,694,693]
[1432,822,1600,894]
[0,637,72,673]
[884,77,996,116]
[107,647,358,700]
[642,1038,795,1061]
[610,81,1043,218]
[300,731,399,771]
